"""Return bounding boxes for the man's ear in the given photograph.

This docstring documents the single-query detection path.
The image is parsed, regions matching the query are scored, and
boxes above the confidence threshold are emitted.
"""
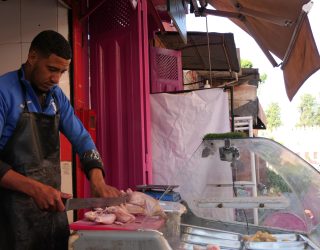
[27,50,38,66]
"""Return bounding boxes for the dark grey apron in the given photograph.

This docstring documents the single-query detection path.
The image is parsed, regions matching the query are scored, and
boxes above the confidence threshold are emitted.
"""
[0,70,69,250]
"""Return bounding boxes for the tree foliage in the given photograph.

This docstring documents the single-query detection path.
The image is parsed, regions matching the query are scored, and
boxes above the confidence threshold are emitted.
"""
[240,59,253,68]
[265,102,282,130]
[259,73,267,84]
[239,59,268,85]
[296,93,320,127]
[266,168,291,193]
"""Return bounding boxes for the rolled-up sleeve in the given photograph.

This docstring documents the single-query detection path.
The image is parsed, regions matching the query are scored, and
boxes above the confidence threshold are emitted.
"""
[80,149,105,179]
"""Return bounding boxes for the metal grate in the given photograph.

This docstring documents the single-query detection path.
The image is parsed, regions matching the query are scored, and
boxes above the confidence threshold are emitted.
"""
[156,54,179,81]
[150,46,183,93]
[91,0,132,34]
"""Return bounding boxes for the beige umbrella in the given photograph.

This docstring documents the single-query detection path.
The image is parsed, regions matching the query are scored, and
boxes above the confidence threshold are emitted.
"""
[204,0,320,100]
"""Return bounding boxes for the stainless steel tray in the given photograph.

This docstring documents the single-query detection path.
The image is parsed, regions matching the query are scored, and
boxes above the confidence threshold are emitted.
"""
[181,233,241,249]
[182,225,240,241]
[178,242,239,250]
[271,233,298,242]
[245,240,305,250]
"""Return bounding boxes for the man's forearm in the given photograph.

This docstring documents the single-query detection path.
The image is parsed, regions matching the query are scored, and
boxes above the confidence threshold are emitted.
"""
[0,169,69,211]
[89,168,120,197]
[0,169,41,197]
[89,168,105,182]
[89,168,106,195]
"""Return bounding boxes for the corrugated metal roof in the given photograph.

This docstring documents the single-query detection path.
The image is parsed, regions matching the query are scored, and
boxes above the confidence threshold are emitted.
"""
[156,31,240,72]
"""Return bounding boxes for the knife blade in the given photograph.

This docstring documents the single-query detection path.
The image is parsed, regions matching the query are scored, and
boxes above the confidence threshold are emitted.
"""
[64,196,129,211]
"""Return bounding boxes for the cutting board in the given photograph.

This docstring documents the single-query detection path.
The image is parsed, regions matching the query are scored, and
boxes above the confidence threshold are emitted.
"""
[69,215,165,231]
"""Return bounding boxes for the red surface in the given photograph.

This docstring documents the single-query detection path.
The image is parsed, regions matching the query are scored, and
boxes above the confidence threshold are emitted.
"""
[70,215,165,231]
[262,212,307,232]
[60,134,72,161]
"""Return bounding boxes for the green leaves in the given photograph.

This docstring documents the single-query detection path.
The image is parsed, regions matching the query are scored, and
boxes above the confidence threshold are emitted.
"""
[296,93,320,127]
[240,59,253,68]
[203,132,247,140]
[266,102,282,131]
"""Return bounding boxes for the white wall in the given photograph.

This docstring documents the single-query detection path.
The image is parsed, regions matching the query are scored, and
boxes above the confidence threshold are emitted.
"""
[0,0,73,221]
[0,0,70,95]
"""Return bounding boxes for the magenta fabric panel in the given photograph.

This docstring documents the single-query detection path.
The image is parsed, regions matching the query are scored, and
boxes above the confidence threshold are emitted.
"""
[89,0,152,190]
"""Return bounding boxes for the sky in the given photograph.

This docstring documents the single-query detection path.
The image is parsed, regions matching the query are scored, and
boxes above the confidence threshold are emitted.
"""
[186,2,320,128]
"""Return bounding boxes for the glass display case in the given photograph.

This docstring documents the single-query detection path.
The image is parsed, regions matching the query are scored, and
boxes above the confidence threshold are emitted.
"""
[175,137,320,249]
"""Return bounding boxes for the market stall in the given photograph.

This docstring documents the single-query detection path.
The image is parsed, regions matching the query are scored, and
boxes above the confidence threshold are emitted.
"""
[69,137,320,250]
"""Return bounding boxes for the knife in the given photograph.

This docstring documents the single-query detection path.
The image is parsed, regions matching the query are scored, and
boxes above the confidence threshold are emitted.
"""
[64,196,129,211]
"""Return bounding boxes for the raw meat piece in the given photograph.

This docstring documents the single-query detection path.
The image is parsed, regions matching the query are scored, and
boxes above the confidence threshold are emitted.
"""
[125,203,146,214]
[94,213,116,225]
[126,188,166,218]
[84,211,98,221]
[84,209,118,225]
[106,204,136,223]
[83,188,167,226]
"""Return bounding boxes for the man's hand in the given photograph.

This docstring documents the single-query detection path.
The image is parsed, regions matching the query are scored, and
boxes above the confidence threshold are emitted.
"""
[89,168,121,198]
[0,169,72,212]
[30,182,72,212]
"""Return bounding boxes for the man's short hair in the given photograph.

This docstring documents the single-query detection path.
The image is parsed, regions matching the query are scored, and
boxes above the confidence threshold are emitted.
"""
[30,30,72,60]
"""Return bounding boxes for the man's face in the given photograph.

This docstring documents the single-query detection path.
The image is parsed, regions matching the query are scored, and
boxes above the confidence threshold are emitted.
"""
[28,50,71,92]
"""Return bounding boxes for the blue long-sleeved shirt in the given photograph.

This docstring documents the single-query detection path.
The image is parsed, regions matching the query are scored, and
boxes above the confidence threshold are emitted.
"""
[0,66,104,179]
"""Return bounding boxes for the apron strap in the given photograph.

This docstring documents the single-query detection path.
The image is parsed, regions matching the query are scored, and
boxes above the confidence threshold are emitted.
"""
[17,69,28,111]
[17,68,59,114]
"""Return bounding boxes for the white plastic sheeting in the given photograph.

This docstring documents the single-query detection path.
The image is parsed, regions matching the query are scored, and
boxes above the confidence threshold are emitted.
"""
[150,89,233,220]
[151,89,230,184]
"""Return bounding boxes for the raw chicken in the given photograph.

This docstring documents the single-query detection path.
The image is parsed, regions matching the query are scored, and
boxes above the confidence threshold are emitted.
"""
[106,204,136,223]
[83,188,166,226]
[126,188,166,218]
[125,203,146,215]
[94,213,116,225]
[84,211,98,221]
[84,205,135,224]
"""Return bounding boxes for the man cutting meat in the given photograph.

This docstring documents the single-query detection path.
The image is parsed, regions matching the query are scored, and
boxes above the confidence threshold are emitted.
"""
[0,30,120,250]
